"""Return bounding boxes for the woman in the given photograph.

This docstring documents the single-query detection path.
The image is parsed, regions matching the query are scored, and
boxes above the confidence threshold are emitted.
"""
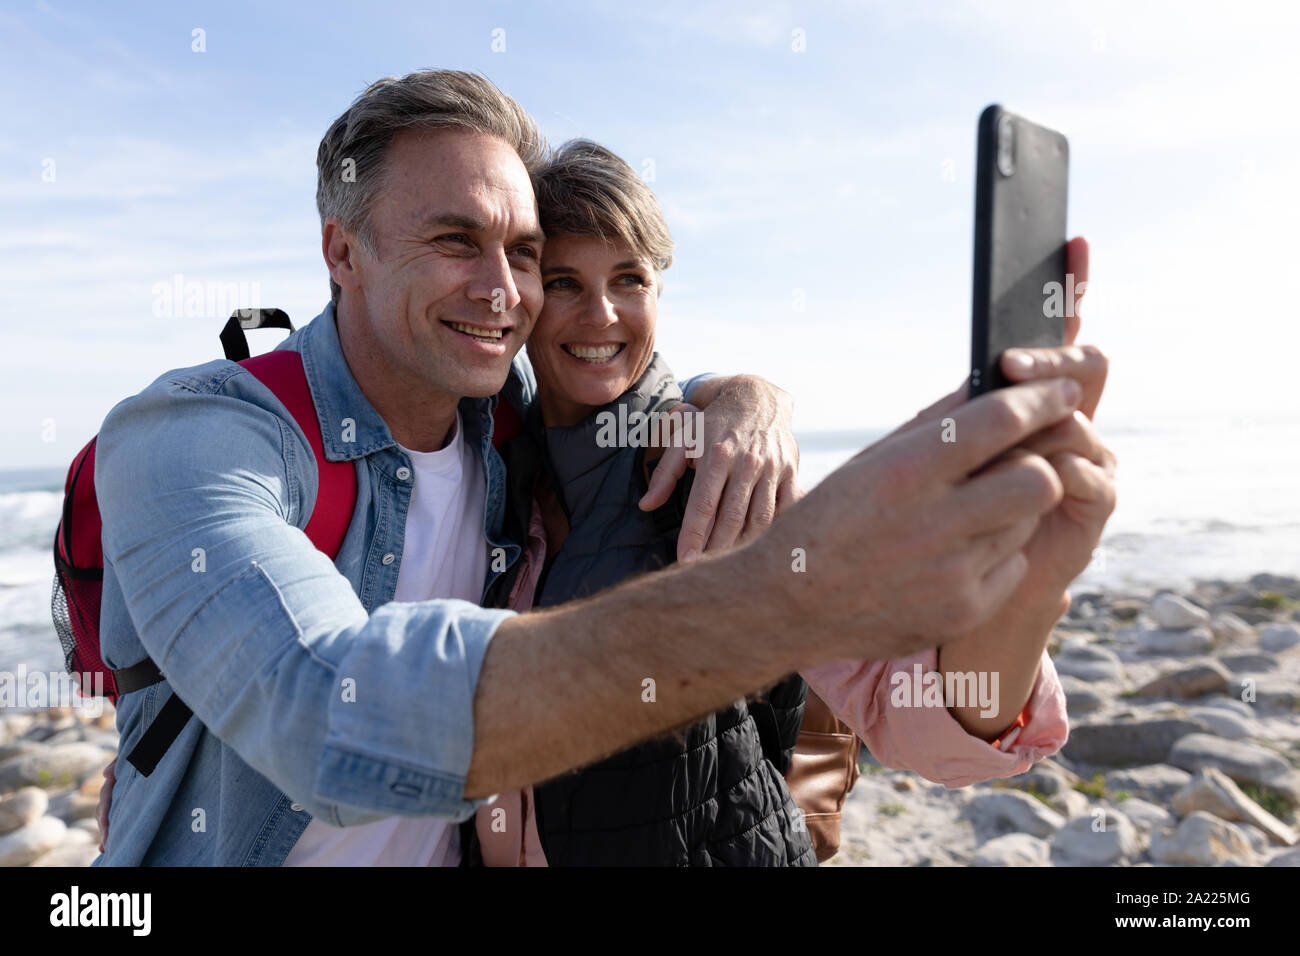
[467,139,815,866]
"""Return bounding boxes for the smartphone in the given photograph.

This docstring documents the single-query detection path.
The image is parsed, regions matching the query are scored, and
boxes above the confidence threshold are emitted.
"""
[969,104,1069,397]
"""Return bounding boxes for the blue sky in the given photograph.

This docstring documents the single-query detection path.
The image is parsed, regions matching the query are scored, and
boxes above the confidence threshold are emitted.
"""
[3,0,1298,469]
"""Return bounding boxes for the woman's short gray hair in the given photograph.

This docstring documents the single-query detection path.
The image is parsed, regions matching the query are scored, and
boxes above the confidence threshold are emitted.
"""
[316,69,545,302]
[533,139,674,279]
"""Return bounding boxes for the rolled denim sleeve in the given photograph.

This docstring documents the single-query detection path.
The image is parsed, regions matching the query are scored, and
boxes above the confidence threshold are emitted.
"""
[95,365,511,826]
[678,372,721,404]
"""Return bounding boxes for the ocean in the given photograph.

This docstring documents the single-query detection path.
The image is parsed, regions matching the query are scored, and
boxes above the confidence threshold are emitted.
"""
[3,412,1297,673]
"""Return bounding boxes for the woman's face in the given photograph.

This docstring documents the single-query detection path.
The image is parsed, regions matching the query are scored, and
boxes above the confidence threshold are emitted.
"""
[528,234,658,427]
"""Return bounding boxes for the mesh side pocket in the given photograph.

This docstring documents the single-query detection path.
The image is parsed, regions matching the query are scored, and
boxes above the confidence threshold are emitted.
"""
[51,568,79,674]
[51,555,106,694]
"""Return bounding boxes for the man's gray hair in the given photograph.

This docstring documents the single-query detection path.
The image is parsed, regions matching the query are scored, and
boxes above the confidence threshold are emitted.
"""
[316,69,546,302]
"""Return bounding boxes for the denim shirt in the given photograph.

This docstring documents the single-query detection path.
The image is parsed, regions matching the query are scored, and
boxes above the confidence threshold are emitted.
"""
[92,302,534,866]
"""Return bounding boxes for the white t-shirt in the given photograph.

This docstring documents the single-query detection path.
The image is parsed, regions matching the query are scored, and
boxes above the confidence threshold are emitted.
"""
[284,411,489,866]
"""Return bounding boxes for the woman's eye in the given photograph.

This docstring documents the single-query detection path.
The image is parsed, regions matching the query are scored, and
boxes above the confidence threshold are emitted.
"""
[618,273,648,286]
[544,276,577,291]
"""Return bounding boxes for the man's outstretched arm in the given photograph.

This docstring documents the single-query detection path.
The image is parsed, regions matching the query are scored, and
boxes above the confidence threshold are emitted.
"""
[464,375,1087,797]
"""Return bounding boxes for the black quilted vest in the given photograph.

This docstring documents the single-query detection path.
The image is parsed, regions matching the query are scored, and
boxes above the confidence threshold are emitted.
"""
[478,354,815,867]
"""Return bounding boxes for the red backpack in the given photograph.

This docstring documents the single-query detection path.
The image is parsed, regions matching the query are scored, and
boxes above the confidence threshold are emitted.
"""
[51,308,523,776]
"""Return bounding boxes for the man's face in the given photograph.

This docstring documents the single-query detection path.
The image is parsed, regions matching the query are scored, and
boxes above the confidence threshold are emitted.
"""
[344,128,544,400]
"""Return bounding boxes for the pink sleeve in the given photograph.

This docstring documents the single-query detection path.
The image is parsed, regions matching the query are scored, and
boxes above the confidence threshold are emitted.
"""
[801,647,1069,789]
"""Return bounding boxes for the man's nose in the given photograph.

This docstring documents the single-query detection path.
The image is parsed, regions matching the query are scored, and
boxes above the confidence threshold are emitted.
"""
[468,248,521,316]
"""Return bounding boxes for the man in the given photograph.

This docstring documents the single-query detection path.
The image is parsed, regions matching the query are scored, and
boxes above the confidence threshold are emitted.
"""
[93,70,1113,865]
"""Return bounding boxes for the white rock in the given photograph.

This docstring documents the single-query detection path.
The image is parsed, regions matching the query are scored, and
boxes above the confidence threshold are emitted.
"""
[0,743,117,792]
[1152,594,1210,630]
[0,787,49,835]
[1138,627,1214,655]
[1050,790,1093,819]
[1104,765,1193,804]
[1050,810,1141,866]
[1184,707,1254,741]
[0,816,67,867]
[1150,811,1254,865]
[1211,612,1255,644]
[964,790,1067,839]
[1267,847,1300,866]
[30,843,99,867]
[973,833,1051,867]
[1115,797,1175,834]
[1168,733,1300,802]
[1197,697,1255,720]
[1258,623,1300,652]
[1170,767,1297,846]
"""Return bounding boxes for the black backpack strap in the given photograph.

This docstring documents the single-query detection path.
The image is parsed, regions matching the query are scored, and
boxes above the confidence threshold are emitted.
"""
[219,308,294,361]
[125,692,193,777]
[110,656,192,777]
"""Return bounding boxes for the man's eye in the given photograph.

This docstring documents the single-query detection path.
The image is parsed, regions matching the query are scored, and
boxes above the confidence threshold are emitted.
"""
[512,245,539,260]
[436,233,472,246]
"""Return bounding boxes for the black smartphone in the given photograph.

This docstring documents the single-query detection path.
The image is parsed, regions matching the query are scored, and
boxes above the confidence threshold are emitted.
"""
[970,104,1069,397]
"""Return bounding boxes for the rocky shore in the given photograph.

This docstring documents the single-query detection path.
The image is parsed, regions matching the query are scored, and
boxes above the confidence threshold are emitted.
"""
[829,572,1300,866]
[3,573,1299,867]
[0,705,116,866]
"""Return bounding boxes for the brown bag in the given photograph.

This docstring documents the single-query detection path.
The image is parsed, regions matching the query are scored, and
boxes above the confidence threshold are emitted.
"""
[785,688,861,862]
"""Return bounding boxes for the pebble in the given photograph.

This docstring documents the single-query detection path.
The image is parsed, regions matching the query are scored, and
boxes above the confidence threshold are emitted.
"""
[963,790,1066,839]
[1183,707,1253,741]
[1104,765,1193,804]
[1258,623,1300,652]
[1135,660,1231,699]
[1149,811,1254,866]
[0,787,49,835]
[1137,627,1214,655]
[48,790,100,824]
[0,816,67,867]
[1210,612,1255,644]
[1109,599,1143,621]
[974,833,1050,867]
[1063,717,1210,767]
[1050,810,1141,866]
[1115,797,1175,834]
[1152,594,1211,630]
[1170,767,1297,846]
[1195,697,1256,720]
[0,743,115,793]
[1167,734,1300,803]
[1219,652,1278,673]
[1059,676,1105,715]
[1054,644,1125,683]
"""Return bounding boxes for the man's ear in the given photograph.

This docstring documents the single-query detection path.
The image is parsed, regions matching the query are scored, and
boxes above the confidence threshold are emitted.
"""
[323,218,366,298]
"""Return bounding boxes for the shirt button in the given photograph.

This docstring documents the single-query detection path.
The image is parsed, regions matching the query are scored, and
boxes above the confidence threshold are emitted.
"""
[382,552,396,565]
[290,803,304,812]
[396,466,411,481]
